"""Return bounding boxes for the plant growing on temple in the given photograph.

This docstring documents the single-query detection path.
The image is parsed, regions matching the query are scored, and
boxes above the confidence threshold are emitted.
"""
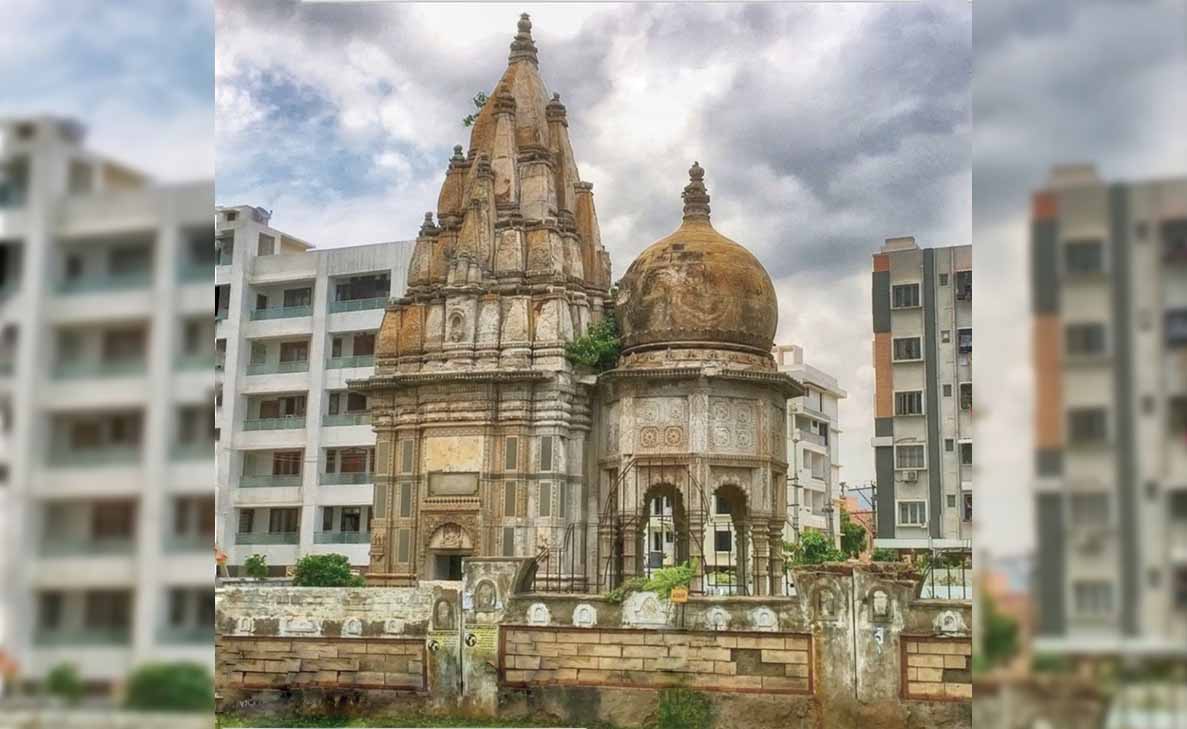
[786,531,845,565]
[979,592,1019,673]
[291,553,366,587]
[652,686,713,729]
[462,92,488,127]
[45,662,84,705]
[871,547,899,562]
[839,505,867,558]
[605,576,648,605]
[564,313,620,371]
[124,662,214,711]
[243,553,268,579]
[644,560,696,600]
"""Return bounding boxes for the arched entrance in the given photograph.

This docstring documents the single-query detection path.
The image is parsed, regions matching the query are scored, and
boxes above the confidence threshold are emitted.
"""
[640,482,689,578]
[423,522,474,581]
[708,483,750,596]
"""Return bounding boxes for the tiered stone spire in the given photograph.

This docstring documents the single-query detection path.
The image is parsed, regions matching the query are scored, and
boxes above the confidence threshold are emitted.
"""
[681,161,711,222]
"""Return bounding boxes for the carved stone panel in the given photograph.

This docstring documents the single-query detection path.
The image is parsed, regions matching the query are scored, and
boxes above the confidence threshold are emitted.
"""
[634,397,687,453]
[708,397,758,455]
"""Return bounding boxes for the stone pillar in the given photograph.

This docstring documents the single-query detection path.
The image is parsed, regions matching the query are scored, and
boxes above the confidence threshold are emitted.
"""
[734,519,750,595]
[751,526,770,596]
[768,521,787,595]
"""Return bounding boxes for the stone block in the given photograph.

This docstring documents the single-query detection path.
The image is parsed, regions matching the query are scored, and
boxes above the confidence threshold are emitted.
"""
[943,654,967,669]
[315,670,338,684]
[916,668,944,683]
[366,642,409,655]
[504,670,529,683]
[558,630,601,644]
[528,631,556,642]
[784,637,809,651]
[714,661,737,675]
[784,663,809,678]
[623,645,667,659]
[647,657,688,672]
[336,671,358,685]
[229,659,267,673]
[644,633,668,646]
[356,671,385,685]
[666,644,689,658]
[695,647,731,662]
[714,636,738,648]
[945,682,973,699]
[760,649,808,664]
[956,642,973,655]
[907,654,944,668]
[602,657,642,671]
[295,644,337,659]
[762,676,809,692]
[226,671,244,686]
[515,655,542,670]
[906,642,918,653]
[909,681,943,697]
[255,640,292,652]
[264,658,300,673]
[612,632,646,645]
[242,672,281,688]
[320,658,360,671]
[338,642,370,655]
[576,669,617,683]
[718,675,764,690]
[582,644,621,658]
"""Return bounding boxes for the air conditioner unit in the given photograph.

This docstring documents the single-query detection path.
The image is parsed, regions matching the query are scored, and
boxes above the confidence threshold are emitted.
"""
[903,470,918,482]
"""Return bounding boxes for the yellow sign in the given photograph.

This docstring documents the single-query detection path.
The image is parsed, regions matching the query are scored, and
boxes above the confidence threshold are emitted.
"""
[670,587,689,604]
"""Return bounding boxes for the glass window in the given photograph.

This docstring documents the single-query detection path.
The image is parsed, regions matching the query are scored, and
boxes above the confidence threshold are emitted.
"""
[715,530,732,552]
[282,287,311,307]
[891,283,920,309]
[1068,408,1108,443]
[268,508,299,533]
[540,436,553,472]
[505,437,518,470]
[959,442,973,466]
[1073,581,1113,615]
[895,391,924,416]
[896,445,925,469]
[892,337,922,361]
[897,501,927,526]
[504,481,517,517]
[959,383,972,411]
[1065,240,1104,274]
[238,509,254,533]
[340,507,361,532]
[1066,323,1106,356]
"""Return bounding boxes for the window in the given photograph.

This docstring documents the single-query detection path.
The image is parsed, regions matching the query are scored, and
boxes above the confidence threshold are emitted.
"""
[538,483,552,517]
[943,384,952,397]
[93,501,134,539]
[272,450,302,476]
[399,483,412,517]
[279,341,308,363]
[540,436,554,472]
[340,507,361,532]
[39,591,63,630]
[283,287,312,307]
[954,270,972,300]
[808,450,826,479]
[1169,492,1187,521]
[1068,408,1108,443]
[1168,309,1187,348]
[1073,581,1114,616]
[945,438,954,452]
[959,442,973,466]
[397,528,411,562]
[947,494,956,508]
[895,391,924,416]
[353,332,375,355]
[85,590,131,630]
[715,530,732,552]
[962,493,973,521]
[1065,240,1104,275]
[714,495,730,515]
[109,246,150,276]
[939,273,949,286]
[504,481,518,517]
[1175,568,1187,611]
[1172,397,1187,433]
[505,437,518,470]
[400,440,414,473]
[895,445,925,469]
[268,508,299,533]
[1066,323,1106,356]
[897,501,927,526]
[891,283,920,309]
[959,383,972,411]
[892,337,922,361]
[1071,493,1110,527]
[321,507,333,532]
[257,234,275,256]
[224,210,238,222]
[102,328,145,362]
[957,328,972,354]
[503,527,515,557]
[559,484,569,519]
[941,330,950,344]
[238,509,254,533]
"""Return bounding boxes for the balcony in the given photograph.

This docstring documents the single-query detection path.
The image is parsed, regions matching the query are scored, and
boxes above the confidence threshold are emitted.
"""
[246,359,309,376]
[313,530,370,544]
[321,471,373,485]
[171,441,213,461]
[242,416,306,431]
[328,297,386,314]
[250,305,312,321]
[322,413,371,427]
[52,359,146,379]
[34,628,131,646]
[47,447,141,467]
[239,474,302,488]
[157,625,215,644]
[955,286,972,301]
[796,429,827,447]
[236,531,299,545]
[39,537,136,557]
[326,354,375,369]
[178,262,213,283]
[176,353,216,372]
[164,533,213,552]
[58,271,152,295]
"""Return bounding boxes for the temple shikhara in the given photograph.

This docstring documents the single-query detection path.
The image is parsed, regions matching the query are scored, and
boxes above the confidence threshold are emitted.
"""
[357,15,801,596]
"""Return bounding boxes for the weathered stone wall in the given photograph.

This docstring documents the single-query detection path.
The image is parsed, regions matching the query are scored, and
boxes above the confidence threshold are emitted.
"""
[216,636,425,691]
[902,636,973,700]
[501,626,811,694]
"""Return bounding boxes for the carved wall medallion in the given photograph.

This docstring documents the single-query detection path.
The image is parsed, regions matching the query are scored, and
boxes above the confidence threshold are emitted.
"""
[447,311,466,342]
[664,426,683,447]
[934,609,969,636]
[712,424,731,449]
[235,617,254,635]
[751,606,777,631]
[815,587,838,622]
[473,580,498,611]
[434,598,456,631]
[342,617,363,637]
[429,522,473,551]
[704,606,731,631]
[572,603,597,628]
[639,426,659,449]
[527,602,551,626]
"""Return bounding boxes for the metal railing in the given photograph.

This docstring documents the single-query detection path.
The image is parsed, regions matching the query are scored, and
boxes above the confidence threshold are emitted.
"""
[52,359,147,379]
[328,296,386,313]
[178,262,214,282]
[164,533,213,552]
[40,537,136,556]
[246,359,309,375]
[236,531,299,545]
[320,471,373,485]
[58,271,152,294]
[322,413,371,427]
[250,304,312,320]
[47,447,141,467]
[239,473,302,488]
[242,416,306,431]
[326,354,375,369]
[796,429,827,447]
[313,530,371,544]
[34,628,131,646]
[157,625,215,644]
[176,353,216,371]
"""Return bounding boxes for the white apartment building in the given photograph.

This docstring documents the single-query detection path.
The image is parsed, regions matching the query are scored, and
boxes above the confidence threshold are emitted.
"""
[1,116,214,686]
[214,205,412,574]
[775,345,846,549]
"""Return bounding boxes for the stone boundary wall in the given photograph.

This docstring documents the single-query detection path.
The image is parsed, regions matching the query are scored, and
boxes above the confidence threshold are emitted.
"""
[900,635,973,701]
[500,625,812,695]
[217,635,426,692]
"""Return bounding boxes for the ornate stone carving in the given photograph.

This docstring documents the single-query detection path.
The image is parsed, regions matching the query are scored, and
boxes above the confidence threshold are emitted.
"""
[751,606,778,631]
[572,603,597,628]
[342,617,363,637]
[433,598,456,631]
[704,606,731,631]
[527,602,551,626]
[429,523,473,551]
[934,609,969,636]
[473,580,498,611]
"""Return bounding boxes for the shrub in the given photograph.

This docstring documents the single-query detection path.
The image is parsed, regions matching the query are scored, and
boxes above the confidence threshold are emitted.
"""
[871,547,899,562]
[45,662,84,705]
[645,561,696,600]
[243,553,268,579]
[653,687,713,729]
[124,662,214,712]
[839,505,867,558]
[291,553,366,587]
[564,314,620,371]
[786,531,845,565]
[605,576,648,605]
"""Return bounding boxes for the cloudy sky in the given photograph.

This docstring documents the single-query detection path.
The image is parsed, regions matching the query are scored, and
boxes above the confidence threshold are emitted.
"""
[215,0,974,503]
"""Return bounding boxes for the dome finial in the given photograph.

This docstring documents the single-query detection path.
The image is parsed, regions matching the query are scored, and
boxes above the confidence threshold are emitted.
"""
[682,161,711,222]
[509,12,538,64]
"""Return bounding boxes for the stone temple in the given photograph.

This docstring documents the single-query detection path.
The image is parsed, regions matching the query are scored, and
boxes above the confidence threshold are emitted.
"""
[357,15,801,595]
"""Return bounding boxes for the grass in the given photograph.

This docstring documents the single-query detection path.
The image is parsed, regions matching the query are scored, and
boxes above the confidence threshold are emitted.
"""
[217,712,625,728]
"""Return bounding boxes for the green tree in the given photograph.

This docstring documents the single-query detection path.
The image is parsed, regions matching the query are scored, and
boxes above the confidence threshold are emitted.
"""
[290,553,366,587]
[564,314,621,371]
[243,553,268,579]
[871,547,899,562]
[45,662,85,705]
[980,592,1019,671]
[462,92,488,127]
[124,662,214,712]
[838,505,867,559]
[786,531,844,565]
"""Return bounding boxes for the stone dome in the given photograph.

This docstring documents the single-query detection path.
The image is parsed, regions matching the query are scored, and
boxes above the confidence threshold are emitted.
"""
[616,163,778,359]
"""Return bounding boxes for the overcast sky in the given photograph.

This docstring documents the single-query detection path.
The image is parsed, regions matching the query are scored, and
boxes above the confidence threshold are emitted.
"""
[215,0,974,499]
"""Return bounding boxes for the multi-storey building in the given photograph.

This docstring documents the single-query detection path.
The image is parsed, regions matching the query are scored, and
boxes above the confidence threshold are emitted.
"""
[1031,164,1187,654]
[214,205,413,574]
[774,344,846,549]
[871,236,973,550]
[0,116,214,686]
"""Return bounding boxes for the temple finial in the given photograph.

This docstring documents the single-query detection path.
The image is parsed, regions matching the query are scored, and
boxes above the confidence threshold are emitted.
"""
[682,161,711,222]
[509,12,538,64]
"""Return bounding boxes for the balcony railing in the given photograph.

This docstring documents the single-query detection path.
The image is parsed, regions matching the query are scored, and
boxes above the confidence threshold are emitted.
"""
[47,446,141,467]
[176,353,216,371]
[58,271,152,294]
[40,537,136,557]
[246,359,309,375]
[314,530,371,544]
[52,359,147,379]
[322,413,371,427]
[239,473,302,488]
[171,441,213,461]
[326,354,375,369]
[328,297,387,314]
[157,625,216,644]
[796,429,827,447]
[250,305,312,321]
[35,627,131,646]
[320,471,373,485]
[178,262,214,282]
[242,416,306,431]
[164,533,213,552]
[236,531,299,545]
